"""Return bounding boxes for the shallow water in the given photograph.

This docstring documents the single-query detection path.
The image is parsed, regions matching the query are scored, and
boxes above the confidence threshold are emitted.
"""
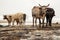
[0,28,60,40]
[0,23,33,26]
[0,23,60,40]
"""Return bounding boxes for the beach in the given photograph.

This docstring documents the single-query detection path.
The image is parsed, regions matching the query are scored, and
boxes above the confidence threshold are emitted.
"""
[0,23,60,40]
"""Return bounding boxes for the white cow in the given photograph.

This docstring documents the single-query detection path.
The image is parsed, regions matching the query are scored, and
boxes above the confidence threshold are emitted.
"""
[3,13,26,26]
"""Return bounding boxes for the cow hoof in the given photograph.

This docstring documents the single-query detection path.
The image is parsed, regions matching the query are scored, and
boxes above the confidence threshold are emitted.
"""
[46,25,47,27]
[32,25,34,27]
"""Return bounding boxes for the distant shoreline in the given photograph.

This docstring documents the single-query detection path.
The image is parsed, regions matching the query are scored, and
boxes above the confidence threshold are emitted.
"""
[0,20,60,24]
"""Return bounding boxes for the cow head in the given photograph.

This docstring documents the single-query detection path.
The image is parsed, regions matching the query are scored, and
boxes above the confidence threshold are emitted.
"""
[3,15,7,19]
[39,4,50,14]
[3,15,12,20]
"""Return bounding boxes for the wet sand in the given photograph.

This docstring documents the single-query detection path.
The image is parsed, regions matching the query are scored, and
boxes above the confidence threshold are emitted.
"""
[0,24,60,40]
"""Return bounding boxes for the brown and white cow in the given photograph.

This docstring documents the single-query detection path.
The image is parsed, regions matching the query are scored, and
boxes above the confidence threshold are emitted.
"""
[3,13,26,26]
[32,4,49,28]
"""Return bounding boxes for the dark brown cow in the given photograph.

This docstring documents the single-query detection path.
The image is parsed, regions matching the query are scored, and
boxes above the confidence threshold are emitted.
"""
[46,8,55,26]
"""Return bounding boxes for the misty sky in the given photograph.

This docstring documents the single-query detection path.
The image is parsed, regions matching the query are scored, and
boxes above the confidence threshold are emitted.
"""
[0,0,60,23]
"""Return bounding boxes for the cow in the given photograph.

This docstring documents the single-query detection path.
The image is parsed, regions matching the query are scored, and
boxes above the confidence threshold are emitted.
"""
[3,13,26,26]
[32,4,49,28]
[46,8,55,26]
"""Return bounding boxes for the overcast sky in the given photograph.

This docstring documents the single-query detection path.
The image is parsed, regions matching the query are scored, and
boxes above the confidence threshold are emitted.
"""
[0,0,60,23]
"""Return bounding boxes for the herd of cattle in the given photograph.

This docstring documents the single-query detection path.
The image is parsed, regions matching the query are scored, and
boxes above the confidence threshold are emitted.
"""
[3,4,55,28]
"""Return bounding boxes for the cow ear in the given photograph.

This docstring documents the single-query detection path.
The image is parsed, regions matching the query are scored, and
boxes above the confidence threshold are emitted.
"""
[46,4,50,7]
[9,16,12,18]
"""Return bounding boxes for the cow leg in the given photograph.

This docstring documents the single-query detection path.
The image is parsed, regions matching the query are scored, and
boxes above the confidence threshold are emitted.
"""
[33,17,34,27]
[16,19,19,25]
[42,19,44,28]
[8,22,11,26]
[49,18,52,26]
[35,18,37,27]
[16,21,19,25]
[19,19,24,27]
[46,18,49,27]
[12,20,15,26]
[39,18,41,27]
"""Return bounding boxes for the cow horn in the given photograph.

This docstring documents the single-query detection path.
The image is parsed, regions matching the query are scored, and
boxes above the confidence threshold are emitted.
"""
[46,4,50,7]
[39,4,41,6]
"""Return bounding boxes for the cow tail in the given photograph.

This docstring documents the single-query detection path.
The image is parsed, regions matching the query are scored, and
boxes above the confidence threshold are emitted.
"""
[53,10,55,16]
[23,14,26,22]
